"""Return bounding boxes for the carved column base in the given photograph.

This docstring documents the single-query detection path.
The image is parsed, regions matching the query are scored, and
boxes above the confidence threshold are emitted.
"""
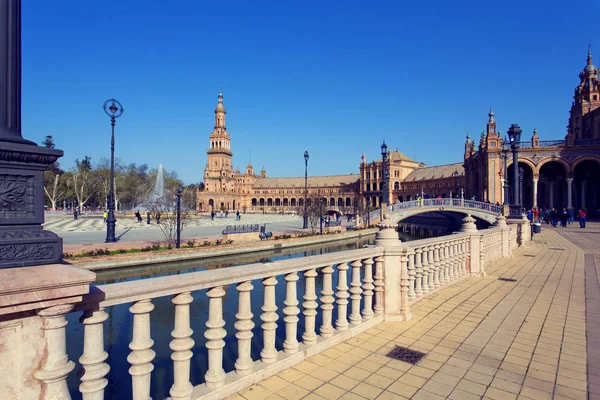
[0,226,63,267]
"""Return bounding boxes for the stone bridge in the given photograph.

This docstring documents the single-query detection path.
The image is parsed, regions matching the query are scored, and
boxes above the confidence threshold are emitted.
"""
[369,198,503,224]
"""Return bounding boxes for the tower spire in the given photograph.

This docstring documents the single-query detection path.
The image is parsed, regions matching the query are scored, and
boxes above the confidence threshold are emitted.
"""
[588,45,593,65]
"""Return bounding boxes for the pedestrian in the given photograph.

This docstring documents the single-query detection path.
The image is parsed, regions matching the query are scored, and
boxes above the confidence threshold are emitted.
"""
[567,208,574,224]
[73,209,78,220]
[526,210,533,221]
[211,211,215,220]
[103,210,107,223]
[550,209,558,227]
[156,212,161,224]
[578,209,587,228]
[135,210,142,223]
[560,208,568,228]
[146,211,151,225]
[236,210,240,221]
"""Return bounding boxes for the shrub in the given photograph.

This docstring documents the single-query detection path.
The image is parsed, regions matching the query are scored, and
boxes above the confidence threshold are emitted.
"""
[186,239,196,248]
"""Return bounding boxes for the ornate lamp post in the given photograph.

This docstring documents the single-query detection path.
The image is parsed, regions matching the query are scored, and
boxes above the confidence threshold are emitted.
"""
[176,187,182,249]
[380,141,389,208]
[303,151,309,229]
[501,138,510,208]
[507,124,522,218]
[103,98,124,243]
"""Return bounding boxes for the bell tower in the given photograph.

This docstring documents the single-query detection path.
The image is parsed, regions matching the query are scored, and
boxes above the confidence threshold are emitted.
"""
[204,92,234,192]
[567,46,600,140]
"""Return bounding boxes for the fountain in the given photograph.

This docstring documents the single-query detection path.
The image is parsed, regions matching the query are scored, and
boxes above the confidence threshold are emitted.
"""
[150,164,165,200]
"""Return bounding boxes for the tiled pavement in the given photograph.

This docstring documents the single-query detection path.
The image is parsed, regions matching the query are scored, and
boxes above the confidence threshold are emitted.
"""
[227,223,599,400]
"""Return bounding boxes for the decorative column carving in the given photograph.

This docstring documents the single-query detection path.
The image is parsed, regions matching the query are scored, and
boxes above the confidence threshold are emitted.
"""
[79,308,110,400]
[34,304,75,400]
[170,292,194,400]
[361,258,374,320]
[399,252,412,321]
[373,256,385,315]
[335,262,350,330]
[234,282,254,376]
[204,287,226,389]
[302,269,318,346]
[260,276,279,364]
[319,265,335,337]
[349,260,363,326]
[283,272,300,354]
[127,300,156,400]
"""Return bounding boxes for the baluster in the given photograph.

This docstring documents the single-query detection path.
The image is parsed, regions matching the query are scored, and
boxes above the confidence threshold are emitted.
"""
[414,248,423,297]
[235,282,254,376]
[261,276,279,364]
[407,250,416,300]
[455,241,462,276]
[447,241,455,282]
[443,242,451,284]
[433,244,441,288]
[458,240,465,275]
[335,262,350,331]
[421,246,430,294]
[437,243,446,285]
[428,246,436,289]
[373,256,385,315]
[361,258,374,320]
[79,308,110,400]
[349,260,363,326]
[35,304,75,400]
[204,287,226,389]
[127,300,156,400]
[283,272,300,354]
[170,292,194,399]
[400,253,412,320]
[302,269,318,346]
[320,265,335,337]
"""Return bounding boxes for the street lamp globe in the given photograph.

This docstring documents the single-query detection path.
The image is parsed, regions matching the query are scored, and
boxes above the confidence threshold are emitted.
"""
[304,151,309,163]
[380,141,388,157]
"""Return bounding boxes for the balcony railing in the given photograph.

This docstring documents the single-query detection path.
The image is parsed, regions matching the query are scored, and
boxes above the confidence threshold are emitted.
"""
[574,138,600,146]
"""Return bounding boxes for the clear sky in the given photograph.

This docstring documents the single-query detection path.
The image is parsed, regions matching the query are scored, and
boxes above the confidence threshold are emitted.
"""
[21,0,595,184]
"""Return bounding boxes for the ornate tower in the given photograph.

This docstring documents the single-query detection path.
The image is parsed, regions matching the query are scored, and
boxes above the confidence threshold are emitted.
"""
[204,92,234,192]
[567,46,600,140]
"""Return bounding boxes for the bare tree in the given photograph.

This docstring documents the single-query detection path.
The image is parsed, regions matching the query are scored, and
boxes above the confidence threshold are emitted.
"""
[145,189,191,248]
[71,157,94,212]
[43,171,64,211]
[306,194,326,234]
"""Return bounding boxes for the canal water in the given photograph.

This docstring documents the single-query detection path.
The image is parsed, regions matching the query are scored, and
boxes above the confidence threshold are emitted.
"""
[66,235,398,399]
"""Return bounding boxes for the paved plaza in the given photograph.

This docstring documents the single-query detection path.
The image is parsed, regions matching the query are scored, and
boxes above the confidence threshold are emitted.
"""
[227,223,599,400]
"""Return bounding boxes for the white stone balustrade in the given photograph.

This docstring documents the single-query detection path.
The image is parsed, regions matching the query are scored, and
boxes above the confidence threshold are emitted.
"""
[0,213,524,400]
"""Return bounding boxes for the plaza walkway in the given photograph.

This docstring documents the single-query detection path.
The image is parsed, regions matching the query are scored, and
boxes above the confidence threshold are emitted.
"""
[227,223,599,400]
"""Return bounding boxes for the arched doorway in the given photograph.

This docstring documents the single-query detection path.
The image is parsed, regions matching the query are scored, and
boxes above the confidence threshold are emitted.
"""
[252,198,257,207]
[275,198,281,207]
[259,198,265,207]
[507,162,534,209]
[208,199,214,211]
[574,159,600,216]
[537,161,569,211]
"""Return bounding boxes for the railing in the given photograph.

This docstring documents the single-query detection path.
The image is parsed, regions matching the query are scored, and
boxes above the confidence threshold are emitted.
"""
[72,247,385,399]
[405,234,470,302]
[518,141,533,148]
[222,224,265,234]
[368,199,502,223]
[481,228,503,267]
[538,140,566,147]
[574,138,600,146]
[509,226,518,251]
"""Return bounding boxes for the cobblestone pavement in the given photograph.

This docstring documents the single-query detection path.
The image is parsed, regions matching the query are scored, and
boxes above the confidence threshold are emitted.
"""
[228,224,597,400]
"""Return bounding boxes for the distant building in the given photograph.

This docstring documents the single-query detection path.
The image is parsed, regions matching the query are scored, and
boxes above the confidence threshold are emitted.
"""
[464,47,600,213]
[196,93,466,214]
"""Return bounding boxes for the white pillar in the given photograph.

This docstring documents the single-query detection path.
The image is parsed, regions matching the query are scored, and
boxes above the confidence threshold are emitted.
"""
[319,266,335,337]
[361,258,375,320]
[582,181,587,209]
[532,178,538,208]
[302,269,318,346]
[234,283,254,377]
[128,300,156,400]
[79,309,110,400]
[204,287,226,389]
[500,178,505,204]
[170,292,194,399]
[549,181,555,209]
[567,178,573,209]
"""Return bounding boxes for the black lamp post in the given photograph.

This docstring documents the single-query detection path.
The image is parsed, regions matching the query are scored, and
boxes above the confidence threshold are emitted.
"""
[103,98,124,243]
[507,124,522,218]
[176,187,182,249]
[318,189,323,235]
[303,151,309,229]
[380,141,389,206]
[518,167,524,207]
[501,138,510,207]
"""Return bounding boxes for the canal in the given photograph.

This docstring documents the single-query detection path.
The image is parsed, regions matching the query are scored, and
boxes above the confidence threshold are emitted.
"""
[66,232,428,398]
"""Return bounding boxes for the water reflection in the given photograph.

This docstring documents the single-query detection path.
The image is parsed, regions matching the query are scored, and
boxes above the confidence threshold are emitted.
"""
[67,236,385,399]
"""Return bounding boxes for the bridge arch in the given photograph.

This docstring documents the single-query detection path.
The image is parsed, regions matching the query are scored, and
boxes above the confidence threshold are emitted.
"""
[377,199,501,225]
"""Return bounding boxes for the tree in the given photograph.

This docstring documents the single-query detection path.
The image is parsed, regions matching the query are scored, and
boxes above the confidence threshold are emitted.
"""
[41,135,55,149]
[43,170,65,211]
[71,157,94,213]
[145,189,191,248]
[306,194,326,234]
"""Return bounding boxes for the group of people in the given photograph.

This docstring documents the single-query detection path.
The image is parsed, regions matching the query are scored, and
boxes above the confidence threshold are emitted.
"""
[210,210,242,220]
[527,208,587,228]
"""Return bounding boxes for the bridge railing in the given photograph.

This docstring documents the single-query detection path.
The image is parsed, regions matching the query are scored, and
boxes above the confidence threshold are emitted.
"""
[4,218,527,400]
[368,199,502,223]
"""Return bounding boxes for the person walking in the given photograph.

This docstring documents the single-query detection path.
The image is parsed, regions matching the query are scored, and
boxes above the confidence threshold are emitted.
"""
[578,209,587,228]
[73,209,78,220]
[550,209,558,228]
[146,211,151,225]
[156,212,161,225]
[103,210,107,223]
[560,208,568,228]
[567,208,574,225]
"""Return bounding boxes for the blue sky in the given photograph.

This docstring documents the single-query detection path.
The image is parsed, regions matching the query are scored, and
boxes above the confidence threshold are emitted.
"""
[22,0,595,184]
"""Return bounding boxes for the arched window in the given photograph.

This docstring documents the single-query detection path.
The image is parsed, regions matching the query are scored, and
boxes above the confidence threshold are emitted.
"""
[394,182,400,190]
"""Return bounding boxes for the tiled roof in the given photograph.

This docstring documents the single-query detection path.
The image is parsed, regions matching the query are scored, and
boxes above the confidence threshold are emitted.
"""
[253,174,359,188]
[404,162,464,181]
[372,150,418,164]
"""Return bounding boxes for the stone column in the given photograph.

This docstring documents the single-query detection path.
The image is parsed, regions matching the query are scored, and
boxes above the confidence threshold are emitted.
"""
[500,178,505,204]
[549,181,554,209]
[0,0,64,267]
[532,177,538,208]
[582,181,587,209]
[566,178,573,209]
[374,214,411,321]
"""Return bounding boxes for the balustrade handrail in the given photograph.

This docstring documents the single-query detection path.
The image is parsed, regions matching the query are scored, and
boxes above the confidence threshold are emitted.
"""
[368,199,502,222]
[538,139,566,147]
[77,246,385,310]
